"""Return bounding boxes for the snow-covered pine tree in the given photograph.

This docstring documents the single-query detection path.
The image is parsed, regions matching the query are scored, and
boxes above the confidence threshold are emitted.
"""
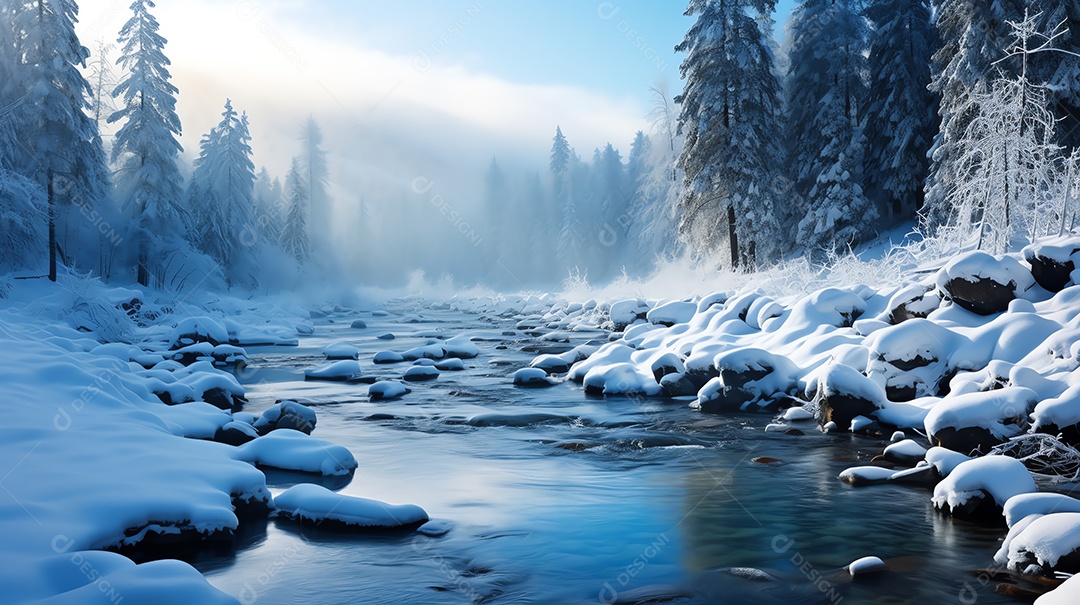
[675,0,784,269]
[1030,2,1080,149]
[592,143,628,279]
[109,0,185,286]
[14,0,111,280]
[189,99,257,287]
[253,167,283,246]
[862,0,938,220]
[924,0,1026,228]
[88,39,118,129]
[786,0,875,253]
[549,126,583,276]
[280,158,309,263]
[300,116,330,250]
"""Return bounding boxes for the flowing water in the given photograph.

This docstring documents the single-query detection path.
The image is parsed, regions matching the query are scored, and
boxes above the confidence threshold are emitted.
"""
[194,303,1023,605]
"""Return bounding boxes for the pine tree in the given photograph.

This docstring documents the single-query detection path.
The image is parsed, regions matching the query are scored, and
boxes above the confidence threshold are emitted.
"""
[786,0,874,253]
[1029,2,1080,149]
[863,0,938,220]
[301,116,330,249]
[253,167,283,246]
[924,0,1026,228]
[14,0,111,280]
[109,0,185,286]
[189,99,257,287]
[88,39,118,129]
[280,158,309,263]
[549,126,582,275]
[675,0,784,268]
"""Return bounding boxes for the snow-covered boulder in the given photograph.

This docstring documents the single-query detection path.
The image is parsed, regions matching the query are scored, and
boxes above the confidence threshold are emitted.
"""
[695,348,799,413]
[273,484,428,530]
[401,343,446,361]
[583,363,660,397]
[305,359,364,382]
[882,439,928,466]
[252,400,317,435]
[1004,493,1080,528]
[998,512,1080,576]
[865,318,961,402]
[403,365,439,382]
[350,319,368,329]
[935,251,1035,316]
[444,335,480,359]
[885,283,940,325]
[568,342,634,383]
[368,380,410,401]
[1031,385,1080,446]
[924,387,1037,454]
[435,358,465,371]
[233,429,358,476]
[609,298,650,331]
[323,341,360,360]
[1023,236,1080,293]
[373,350,405,364]
[847,556,887,577]
[924,446,971,477]
[513,367,554,388]
[814,363,886,431]
[170,316,230,348]
[931,455,1036,518]
[214,420,259,446]
[647,300,696,327]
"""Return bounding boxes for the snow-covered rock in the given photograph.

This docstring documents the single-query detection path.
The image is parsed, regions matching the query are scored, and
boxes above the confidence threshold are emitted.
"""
[368,380,410,401]
[1036,573,1080,604]
[1023,235,1080,292]
[324,341,360,360]
[170,316,230,348]
[847,556,887,576]
[234,429,358,476]
[609,298,650,330]
[403,365,439,382]
[931,455,1036,518]
[885,283,940,325]
[865,318,961,401]
[935,251,1035,316]
[1031,385,1080,445]
[373,350,405,364]
[647,300,696,327]
[273,484,428,529]
[1004,493,1080,528]
[444,335,480,359]
[882,439,927,466]
[583,362,660,396]
[999,512,1080,575]
[305,359,364,382]
[513,367,554,388]
[924,387,1036,454]
[696,347,798,413]
[814,363,886,431]
[252,400,317,435]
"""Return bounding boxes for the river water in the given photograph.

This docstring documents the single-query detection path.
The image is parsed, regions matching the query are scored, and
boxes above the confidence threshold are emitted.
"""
[195,302,1021,605]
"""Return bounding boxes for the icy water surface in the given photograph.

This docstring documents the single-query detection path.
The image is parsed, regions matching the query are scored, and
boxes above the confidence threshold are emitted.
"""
[196,304,1022,605]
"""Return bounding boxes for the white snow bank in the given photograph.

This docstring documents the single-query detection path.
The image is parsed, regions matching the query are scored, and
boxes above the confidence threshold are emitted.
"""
[233,430,358,476]
[610,299,650,329]
[1000,512,1080,574]
[153,402,232,439]
[932,455,1036,512]
[1032,385,1080,432]
[647,300,696,326]
[1036,573,1080,604]
[273,484,428,528]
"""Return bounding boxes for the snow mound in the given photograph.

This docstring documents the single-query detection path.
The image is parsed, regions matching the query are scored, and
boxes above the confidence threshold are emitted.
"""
[233,429,358,476]
[1000,512,1080,575]
[403,365,439,382]
[924,387,1036,454]
[170,316,230,347]
[514,367,554,387]
[847,556,887,576]
[935,251,1034,315]
[444,335,479,359]
[583,362,660,396]
[373,350,405,364]
[273,484,428,529]
[368,381,410,401]
[609,298,650,330]
[305,359,363,381]
[323,341,360,360]
[647,300,696,326]
[932,455,1037,516]
[1004,493,1080,528]
[252,400,317,435]
[1036,573,1080,604]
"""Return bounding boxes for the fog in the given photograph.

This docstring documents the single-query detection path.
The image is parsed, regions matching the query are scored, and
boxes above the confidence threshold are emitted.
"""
[76,0,700,289]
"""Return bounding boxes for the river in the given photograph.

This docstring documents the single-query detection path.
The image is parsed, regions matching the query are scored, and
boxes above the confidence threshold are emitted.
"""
[193,301,1020,605]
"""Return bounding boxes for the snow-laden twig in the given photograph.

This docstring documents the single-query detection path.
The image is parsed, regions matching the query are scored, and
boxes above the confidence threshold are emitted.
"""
[990,433,1080,483]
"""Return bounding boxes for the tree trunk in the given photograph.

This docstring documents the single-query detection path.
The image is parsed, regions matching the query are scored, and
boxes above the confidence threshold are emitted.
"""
[136,243,149,287]
[727,205,739,270]
[48,169,56,282]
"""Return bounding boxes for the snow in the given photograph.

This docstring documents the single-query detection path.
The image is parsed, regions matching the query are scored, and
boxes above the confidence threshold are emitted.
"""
[513,367,554,387]
[1032,385,1080,432]
[884,439,927,461]
[305,359,363,381]
[839,466,897,485]
[935,251,1035,299]
[373,350,405,364]
[1004,493,1080,528]
[444,335,480,359]
[924,447,971,477]
[999,512,1080,574]
[583,362,661,396]
[273,483,428,529]
[154,402,232,439]
[924,387,1037,443]
[932,455,1037,512]
[847,556,887,576]
[403,365,439,381]
[647,300,697,326]
[170,316,230,347]
[368,380,409,400]
[782,406,814,422]
[1036,573,1080,604]
[323,340,360,359]
[609,298,650,329]
[233,429,358,476]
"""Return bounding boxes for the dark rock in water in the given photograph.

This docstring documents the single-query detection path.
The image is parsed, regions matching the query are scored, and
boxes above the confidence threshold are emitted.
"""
[501,331,516,337]
[254,401,317,436]
[466,412,571,427]
[930,425,1004,456]
[816,392,881,434]
[752,457,783,464]
[697,388,755,414]
[887,464,940,487]
[350,319,367,329]
[554,440,593,452]
[660,374,698,397]
[785,428,805,436]
[377,333,395,340]
[942,276,1018,316]
[934,489,1006,521]
[403,366,439,382]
